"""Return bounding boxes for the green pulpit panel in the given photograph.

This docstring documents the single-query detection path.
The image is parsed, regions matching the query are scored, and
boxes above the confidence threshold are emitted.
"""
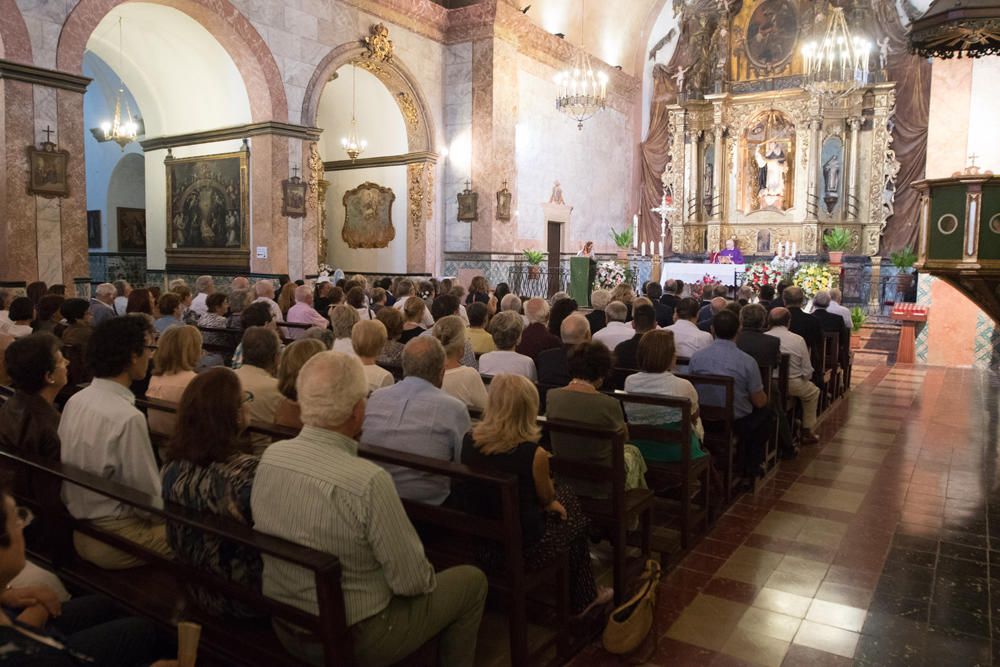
[927,184,966,262]
[978,184,1000,262]
[569,257,595,307]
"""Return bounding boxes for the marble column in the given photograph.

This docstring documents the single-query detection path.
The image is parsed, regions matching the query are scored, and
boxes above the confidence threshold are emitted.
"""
[249,132,289,276]
[57,88,88,291]
[685,130,700,223]
[0,79,37,283]
[407,160,435,273]
[846,117,862,220]
[710,126,724,222]
[469,37,517,252]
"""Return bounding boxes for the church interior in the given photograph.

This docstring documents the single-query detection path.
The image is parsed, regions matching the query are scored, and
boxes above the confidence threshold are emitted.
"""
[3,0,1000,664]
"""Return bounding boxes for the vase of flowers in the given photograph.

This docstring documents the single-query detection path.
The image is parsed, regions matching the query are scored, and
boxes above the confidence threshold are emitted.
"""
[745,262,783,292]
[792,263,837,298]
[523,249,545,280]
[594,260,627,290]
[610,227,633,261]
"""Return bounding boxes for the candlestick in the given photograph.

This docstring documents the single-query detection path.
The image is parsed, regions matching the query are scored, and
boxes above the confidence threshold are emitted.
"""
[641,241,646,257]
[632,214,639,249]
[792,242,797,257]
[659,241,664,258]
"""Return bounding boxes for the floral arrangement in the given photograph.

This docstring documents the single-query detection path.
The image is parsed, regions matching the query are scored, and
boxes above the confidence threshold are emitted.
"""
[690,274,723,301]
[744,262,783,291]
[770,254,799,276]
[793,263,837,298]
[594,260,627,290]
[317,262,335,276]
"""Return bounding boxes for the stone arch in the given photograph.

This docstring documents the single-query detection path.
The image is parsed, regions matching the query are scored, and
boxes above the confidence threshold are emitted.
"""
[302,43,435,153]
[57,0,287,123]
[0,0,33,63]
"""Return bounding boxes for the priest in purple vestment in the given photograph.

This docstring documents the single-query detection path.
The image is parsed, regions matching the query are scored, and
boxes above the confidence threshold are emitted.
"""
[715,238,744,265]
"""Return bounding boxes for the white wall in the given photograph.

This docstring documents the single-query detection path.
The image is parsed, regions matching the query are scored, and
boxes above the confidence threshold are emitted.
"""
[317,66,409,272]
[106,153,145,249]
[443,42,473,252]
[515,57,631,253]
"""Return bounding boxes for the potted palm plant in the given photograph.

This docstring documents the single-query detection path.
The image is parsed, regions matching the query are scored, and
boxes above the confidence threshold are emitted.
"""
[850,306,867,350]
[610,227,633,261]
[823,228,850,265]
[523,249,545,280]
[890,245,917,299]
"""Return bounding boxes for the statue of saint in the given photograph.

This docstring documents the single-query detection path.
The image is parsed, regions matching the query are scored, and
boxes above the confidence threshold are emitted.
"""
[823,154,841,195]
[549,181,565,205]
[754,142,788,207]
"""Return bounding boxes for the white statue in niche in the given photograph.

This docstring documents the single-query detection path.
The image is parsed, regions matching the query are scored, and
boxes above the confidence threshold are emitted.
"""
[754,142,788,208]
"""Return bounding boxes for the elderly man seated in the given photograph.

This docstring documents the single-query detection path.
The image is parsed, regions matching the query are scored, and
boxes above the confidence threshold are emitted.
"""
[515,298,560,360]
[286,284,329,339]
[766,307,821,445]
[666,297,713,364]
[88,283,117,327]
[252,351,487,666]
[586,289,611,335]
[536,313,591,386]
[362,336,470,505]
[592,301,634,351]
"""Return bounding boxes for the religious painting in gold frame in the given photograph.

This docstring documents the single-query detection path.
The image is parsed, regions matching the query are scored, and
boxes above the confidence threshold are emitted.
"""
[165,149,250,271]
[342,181,396,249]
[740,110,795,214]
[744,0,799,71]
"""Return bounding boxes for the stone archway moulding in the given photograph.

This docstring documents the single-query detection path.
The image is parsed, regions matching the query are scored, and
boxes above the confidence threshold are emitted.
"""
[0,0,33,63]
[301,42,435,153]
[57,0,288,123]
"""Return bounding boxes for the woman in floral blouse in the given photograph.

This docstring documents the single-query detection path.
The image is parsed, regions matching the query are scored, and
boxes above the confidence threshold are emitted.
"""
[161,366,261,617]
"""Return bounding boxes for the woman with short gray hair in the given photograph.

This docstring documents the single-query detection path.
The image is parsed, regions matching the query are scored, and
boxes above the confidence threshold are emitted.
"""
[434,316,488,410]
[479,311,536,380]
[330,304,360,355]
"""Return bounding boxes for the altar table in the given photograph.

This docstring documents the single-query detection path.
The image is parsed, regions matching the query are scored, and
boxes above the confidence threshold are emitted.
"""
[661,263,746,286]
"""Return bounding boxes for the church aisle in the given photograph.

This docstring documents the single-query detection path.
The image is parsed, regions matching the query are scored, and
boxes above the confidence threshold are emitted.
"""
[570,363,1000,666]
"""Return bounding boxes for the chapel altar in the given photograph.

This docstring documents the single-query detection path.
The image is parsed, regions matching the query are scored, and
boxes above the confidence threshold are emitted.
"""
[657,0,899,260]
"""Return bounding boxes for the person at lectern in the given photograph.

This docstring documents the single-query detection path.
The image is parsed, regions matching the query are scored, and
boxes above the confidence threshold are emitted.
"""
[576,241,595,259]
[715,238,744,265]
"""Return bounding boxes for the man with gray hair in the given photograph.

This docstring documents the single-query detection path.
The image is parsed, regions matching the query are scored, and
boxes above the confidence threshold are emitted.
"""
[811,289,849,370]
[698,284,730,329]
[593,301,634,351]
[253,351,487,666]
[190,275,215,317]
[230,276,250,291]
[392,279,434,327]
[586,289,611,335]
[89,283,117,327]
[782,285,822,357]
[828,288,853,330]
[286,283,329,339]
[362,336,470,505]
[516,297,561,360]
[537,313,591,386]
[767,307,820,445]
[253,280,284,326]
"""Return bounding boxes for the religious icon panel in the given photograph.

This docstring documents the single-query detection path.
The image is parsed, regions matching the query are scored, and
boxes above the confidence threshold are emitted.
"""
[342,182,396,249]
[745,0,799,70]
[166,151,248,250]
[742,110,795,213]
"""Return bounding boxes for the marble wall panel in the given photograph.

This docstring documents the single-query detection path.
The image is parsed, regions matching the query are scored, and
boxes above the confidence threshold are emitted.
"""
[57,88,88,291]
[3,79,37,282]
[926,58,973,179]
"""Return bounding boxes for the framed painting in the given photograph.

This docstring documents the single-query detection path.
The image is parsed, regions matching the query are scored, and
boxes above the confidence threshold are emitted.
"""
[27,141,69,198]
[342,182,396,249]
[117,207,146,251]
[87,210,102,249]
[745,0,799,70]
[496,182,512,221]
[282,176,307,218]
[165,149,250,270]
[457,185,478,222]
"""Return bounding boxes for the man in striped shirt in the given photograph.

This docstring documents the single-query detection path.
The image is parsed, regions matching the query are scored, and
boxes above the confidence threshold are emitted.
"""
[251,351,487,666]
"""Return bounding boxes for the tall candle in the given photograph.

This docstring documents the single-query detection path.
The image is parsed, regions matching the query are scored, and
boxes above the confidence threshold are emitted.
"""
[641,241,646,257]
[632,214,639,248]
[659,241,664,258]
[792,242,797,257]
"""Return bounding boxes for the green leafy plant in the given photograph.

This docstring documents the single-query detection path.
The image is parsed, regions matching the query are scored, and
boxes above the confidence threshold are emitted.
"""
[823,228,851,252]
[851,306,866,330]
[522,249,545,265]
[890,246,917,271]
[610,227,634,249]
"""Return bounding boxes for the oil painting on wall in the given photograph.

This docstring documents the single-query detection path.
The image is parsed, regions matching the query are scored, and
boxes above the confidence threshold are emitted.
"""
[342,182,396,249]
[166,151,248,250]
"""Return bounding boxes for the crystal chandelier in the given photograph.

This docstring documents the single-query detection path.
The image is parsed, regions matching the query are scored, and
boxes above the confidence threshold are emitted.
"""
[100,17,138,150]
[801,7,871,99]
[341,64,367,162]
[554,0,608,130]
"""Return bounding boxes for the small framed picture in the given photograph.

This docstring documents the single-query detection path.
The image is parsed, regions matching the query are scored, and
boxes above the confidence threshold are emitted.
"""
[87,210,102,249]
[117,207,147,251]
[28,141,69,198]
[457,184,478,222]
[282,177,307,218]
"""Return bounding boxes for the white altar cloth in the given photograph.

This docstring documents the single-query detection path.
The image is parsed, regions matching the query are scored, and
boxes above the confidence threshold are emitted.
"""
[661,262,745,286]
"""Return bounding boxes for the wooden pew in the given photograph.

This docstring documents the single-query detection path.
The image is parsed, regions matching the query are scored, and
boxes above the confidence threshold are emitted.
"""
[819,331,841,412]
[0,448,355,667]
[138,398,569,667]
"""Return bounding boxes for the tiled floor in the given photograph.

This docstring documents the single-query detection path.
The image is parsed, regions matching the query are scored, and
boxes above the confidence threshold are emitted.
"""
[570,361,1000,666]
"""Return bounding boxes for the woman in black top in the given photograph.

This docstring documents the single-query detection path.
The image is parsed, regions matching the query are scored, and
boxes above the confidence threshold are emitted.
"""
[461,374,611,616]
[466,276,490,305]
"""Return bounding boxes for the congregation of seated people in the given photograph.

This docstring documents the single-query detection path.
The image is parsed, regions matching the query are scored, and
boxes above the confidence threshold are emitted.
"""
[0,271,850,665]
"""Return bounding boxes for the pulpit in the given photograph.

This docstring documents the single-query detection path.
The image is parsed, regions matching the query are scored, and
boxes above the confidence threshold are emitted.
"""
[569,257,595,306]
[891,303,928,364]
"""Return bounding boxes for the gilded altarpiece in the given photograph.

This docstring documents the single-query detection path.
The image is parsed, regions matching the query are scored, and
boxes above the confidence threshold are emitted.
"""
[663,0,898,258]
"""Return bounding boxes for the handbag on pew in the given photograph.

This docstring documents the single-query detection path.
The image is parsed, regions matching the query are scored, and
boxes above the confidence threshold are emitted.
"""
[601,559,662,657]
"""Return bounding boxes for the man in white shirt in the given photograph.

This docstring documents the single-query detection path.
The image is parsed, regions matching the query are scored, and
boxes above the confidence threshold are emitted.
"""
[666,297,713,363]
[766,307,821,444]
[286,284,329,340]
[252,351,487,666]
[592,301,636,352]
[190,275,214,317]
[828,288,853,331]
[253,280,286,337]
[59,315,172,569]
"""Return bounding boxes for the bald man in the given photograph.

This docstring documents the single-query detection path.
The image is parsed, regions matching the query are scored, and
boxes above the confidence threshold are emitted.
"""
[286,284,329,339]
[537,313,592,386]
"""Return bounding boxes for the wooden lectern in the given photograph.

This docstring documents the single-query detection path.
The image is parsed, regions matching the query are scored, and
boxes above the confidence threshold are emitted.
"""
[890,303,928,364]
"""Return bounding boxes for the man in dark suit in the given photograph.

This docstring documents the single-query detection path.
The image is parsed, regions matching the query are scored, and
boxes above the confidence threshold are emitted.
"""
[811,289,849,383]
[736,303,797,459]
[758,284,777,311]
[660,279,683,311]
[612,305,657,377]
[585,289,610,336]
[537,314,591,386]
[515,297,562,361]
[783,286,823,386]
[643,282,673,328]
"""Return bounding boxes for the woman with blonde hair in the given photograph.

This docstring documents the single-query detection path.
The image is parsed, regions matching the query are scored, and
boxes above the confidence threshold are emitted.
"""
[277,281,297,317]
[147,325,203,435]
[274,338,326,429]
[433,316,487,410]
[610,283,636,321]
[329,304,360,355]
[462,374,611,616]
[352,319,394,393]
[398,296,427,344]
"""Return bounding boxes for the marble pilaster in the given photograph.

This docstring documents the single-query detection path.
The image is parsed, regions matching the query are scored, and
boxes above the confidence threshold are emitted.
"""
[407,160,435,272]
[2,79,37,283]
[57,88,88,291]
[248,132,290,275]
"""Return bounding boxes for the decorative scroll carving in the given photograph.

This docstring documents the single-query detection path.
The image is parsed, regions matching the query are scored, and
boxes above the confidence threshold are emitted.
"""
[363,23,394,63]
[317,179,329,264]
[308,142,323,212]
[396,92,419,129]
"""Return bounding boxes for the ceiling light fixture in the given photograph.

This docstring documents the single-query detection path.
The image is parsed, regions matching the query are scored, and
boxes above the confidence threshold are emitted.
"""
[97,16,139,150]
[341,63,368,162]
[554,0,608,130]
